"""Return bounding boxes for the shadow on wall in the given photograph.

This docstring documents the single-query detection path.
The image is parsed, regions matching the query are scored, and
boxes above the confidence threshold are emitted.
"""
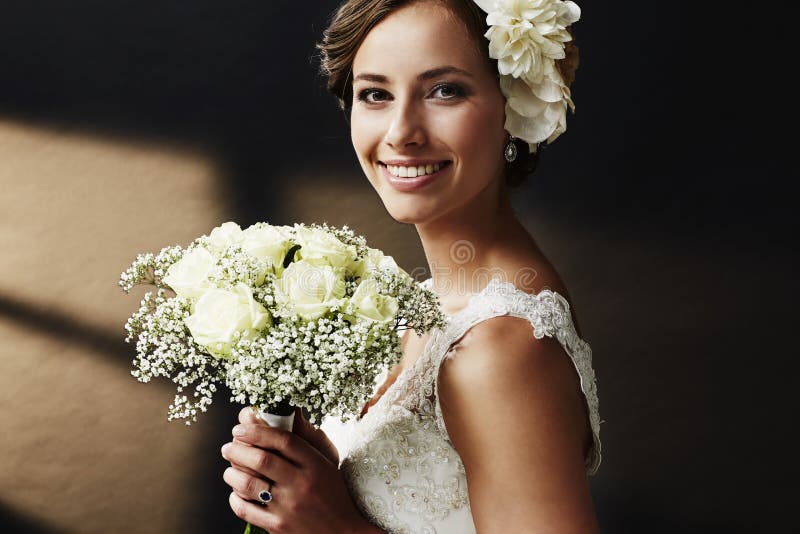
[594,492,756,534]
[0,0,350,223]
[0,501,67,534]
[0,292,124,362]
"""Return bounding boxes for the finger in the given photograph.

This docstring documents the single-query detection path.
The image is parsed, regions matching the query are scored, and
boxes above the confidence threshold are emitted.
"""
[292,408,339,465]
[231,423,327,469]
[223,466,276,505]
[239,406,260,425]
[229,423,281,478]
[234,408,277,453]
[227,459,261,479]
[228,492,286,534]
[232,409,264,451]
[222,441,296,483]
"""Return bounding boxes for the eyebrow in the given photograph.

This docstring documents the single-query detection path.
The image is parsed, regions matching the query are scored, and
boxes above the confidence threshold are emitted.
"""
[352,65,474,84]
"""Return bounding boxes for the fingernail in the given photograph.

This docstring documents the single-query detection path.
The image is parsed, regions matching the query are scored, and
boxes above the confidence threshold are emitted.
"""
[221,442,231,458]
[232,425,246,437]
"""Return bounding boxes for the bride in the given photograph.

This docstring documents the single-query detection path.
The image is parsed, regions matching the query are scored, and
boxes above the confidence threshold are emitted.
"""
[219,0,601,532]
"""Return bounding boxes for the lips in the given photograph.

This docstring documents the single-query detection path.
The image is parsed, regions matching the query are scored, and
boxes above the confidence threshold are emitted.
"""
[378,160,451,192]
[380,160,451,178]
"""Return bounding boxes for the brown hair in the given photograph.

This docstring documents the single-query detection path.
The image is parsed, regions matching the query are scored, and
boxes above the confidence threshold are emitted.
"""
[316,0,579,188]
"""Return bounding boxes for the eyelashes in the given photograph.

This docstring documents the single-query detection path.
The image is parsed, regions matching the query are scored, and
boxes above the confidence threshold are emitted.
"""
[431,83,466,100]
[356,89,388,104]
[356,83,467,104]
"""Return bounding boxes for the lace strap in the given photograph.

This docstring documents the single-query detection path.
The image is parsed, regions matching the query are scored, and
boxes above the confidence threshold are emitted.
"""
[427,278,603,475]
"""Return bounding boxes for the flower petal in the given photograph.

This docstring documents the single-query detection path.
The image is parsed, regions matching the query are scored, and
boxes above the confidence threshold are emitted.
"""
[562,1,582,24]
[530,74,563,102]
[505,102,557,144]
[501,76,548,117]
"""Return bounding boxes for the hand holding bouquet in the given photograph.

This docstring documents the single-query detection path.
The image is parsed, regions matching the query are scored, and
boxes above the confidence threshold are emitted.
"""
[119,221,445,427]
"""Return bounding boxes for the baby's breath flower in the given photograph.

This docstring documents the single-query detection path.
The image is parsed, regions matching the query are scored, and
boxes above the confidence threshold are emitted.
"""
[120,221,445,425]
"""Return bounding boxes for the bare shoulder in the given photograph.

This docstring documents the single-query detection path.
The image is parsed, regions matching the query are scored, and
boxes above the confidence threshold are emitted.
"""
[438,316,586,429]
[437,316,597,531]
[440,316,580,392]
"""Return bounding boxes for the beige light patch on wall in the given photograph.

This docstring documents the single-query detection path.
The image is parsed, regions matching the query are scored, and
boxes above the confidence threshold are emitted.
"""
[0,119,231,533]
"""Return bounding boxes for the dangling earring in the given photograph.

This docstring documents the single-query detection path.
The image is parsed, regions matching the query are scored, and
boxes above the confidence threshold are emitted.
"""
[504,135,518,162]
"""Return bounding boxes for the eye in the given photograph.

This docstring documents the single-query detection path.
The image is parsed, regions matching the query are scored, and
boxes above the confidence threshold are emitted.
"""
[430,83,466,100]
[356,88,391,104]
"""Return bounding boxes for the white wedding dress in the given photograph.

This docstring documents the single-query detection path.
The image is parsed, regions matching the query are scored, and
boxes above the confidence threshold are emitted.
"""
[321,277,602,534]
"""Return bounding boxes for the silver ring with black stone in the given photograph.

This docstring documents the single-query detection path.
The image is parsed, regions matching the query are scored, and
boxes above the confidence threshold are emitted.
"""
[257,482,273,505]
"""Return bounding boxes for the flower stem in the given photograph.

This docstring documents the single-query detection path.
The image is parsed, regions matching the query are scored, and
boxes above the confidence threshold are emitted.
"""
[243,521,269,534]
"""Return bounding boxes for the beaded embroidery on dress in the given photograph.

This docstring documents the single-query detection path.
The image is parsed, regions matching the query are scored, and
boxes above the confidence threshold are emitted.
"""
[322,277,602,533]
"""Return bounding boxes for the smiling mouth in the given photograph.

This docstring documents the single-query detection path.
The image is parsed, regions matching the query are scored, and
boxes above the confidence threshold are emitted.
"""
[379,161,452,178]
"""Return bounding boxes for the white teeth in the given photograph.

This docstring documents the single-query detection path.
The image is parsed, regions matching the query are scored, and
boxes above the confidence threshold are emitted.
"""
[385,162,448,177]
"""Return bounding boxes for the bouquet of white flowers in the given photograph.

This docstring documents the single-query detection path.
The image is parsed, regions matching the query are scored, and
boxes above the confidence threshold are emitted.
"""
[119,221,445,428]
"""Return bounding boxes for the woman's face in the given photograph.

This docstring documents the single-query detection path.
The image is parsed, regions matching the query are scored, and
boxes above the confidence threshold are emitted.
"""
[350,1,507,225]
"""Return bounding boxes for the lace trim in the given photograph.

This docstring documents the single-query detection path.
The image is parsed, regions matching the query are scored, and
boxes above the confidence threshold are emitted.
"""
[387,276,602,475]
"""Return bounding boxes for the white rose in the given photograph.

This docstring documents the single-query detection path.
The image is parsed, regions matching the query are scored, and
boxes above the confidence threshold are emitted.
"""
[186,283,271,358]
[241,224,293,272]
[354,248,409,280]
[350,279,398,324]
[294,226,357,270]
[275,261,346,321]
[207,221,244,252]
[163,247,216,299]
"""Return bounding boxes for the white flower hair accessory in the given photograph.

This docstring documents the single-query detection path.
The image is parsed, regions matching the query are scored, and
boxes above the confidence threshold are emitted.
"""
[473,0,581,154]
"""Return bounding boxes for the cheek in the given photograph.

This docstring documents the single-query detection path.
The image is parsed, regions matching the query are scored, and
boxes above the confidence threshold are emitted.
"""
[434,106,505,167]
[350,112,382,171]
[351,113,394,196]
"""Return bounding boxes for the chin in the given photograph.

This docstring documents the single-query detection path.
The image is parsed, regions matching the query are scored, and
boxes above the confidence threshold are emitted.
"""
[380,198,437,225]
[389,212,425,225]
[384,206,427,224]
[369,175,455,225]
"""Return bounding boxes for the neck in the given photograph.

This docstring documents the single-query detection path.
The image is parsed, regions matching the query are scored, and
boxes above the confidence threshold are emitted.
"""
[414,179,534,304]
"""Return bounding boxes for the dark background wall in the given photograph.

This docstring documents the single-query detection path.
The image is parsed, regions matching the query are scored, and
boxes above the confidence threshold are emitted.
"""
[0,1,794,532]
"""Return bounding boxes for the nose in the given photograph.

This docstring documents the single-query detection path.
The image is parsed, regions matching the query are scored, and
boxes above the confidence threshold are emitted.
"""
[383,98,427,149]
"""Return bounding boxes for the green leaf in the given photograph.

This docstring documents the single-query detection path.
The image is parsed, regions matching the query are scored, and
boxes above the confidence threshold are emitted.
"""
[243,522,269,534]
[282,244,301,268]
